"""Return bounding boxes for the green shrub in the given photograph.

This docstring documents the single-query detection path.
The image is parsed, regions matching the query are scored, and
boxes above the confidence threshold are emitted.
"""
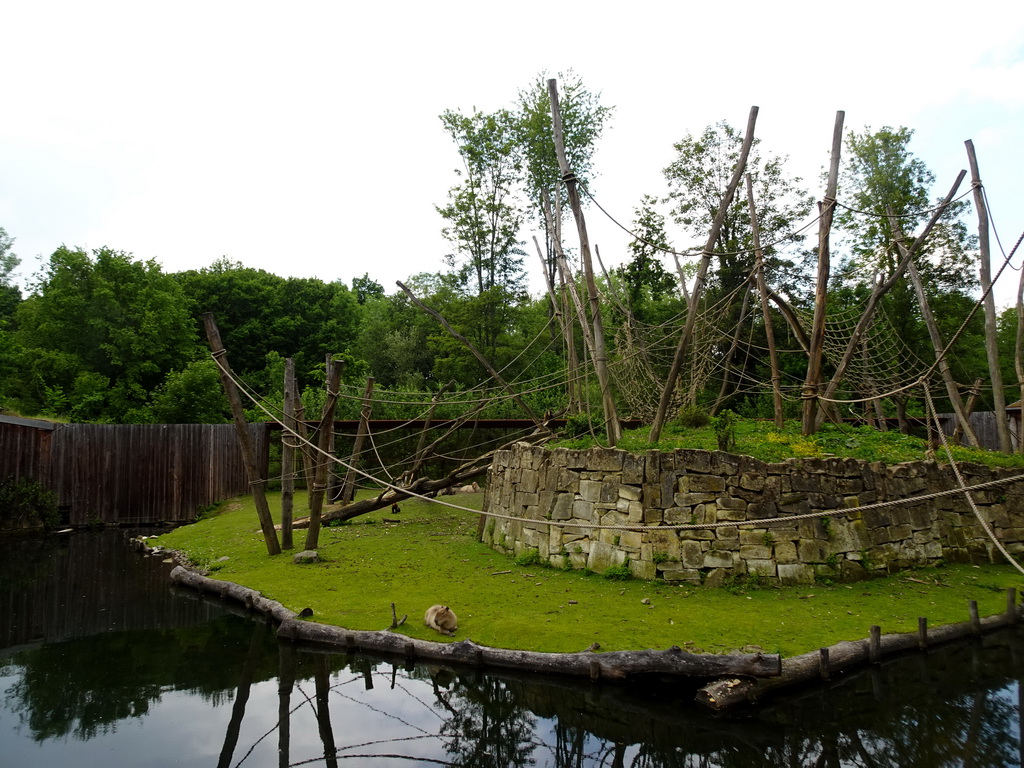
[0,476,59,530]
[603,561,633,581]
[674,406,710,429]
[514,548,542,567]
[712,409,738,452]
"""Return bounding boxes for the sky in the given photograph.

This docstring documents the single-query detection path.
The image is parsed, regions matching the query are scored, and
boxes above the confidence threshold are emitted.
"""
[1,1,1022,305]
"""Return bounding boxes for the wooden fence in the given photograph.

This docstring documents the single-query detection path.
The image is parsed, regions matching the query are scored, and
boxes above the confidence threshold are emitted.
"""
[0,416,267,525]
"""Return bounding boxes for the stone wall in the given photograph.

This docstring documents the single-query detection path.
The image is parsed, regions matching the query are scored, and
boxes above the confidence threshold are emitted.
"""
[481,443,1024,586]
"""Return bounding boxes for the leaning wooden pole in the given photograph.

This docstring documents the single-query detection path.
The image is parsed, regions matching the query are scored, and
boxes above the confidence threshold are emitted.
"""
[746,175,785,429]
[202,312,281,556]
[281,357,297,549]
[548,78,621,446]
[895,222,981,447]
[966,139,1013,453]
[815,170,967,430]
[801,110,845,436]
[339,377,375,504]
[650,106,760,443]
[304,355,343,551]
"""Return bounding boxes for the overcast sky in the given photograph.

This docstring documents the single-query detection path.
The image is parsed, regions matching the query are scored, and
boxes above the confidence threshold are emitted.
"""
[2,1,1021,304]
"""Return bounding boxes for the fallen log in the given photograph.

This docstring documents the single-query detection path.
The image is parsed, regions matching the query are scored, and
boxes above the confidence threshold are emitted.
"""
[169,565,298,623]
[167,565,780,684]
[277,618,781,682]
[696,608,1021,710]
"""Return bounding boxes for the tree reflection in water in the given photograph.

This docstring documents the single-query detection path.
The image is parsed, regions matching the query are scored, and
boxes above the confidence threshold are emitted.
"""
[0,532,1021,767]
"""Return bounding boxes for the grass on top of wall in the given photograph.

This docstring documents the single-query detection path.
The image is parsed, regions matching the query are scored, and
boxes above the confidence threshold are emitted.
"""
[558,419,1024,469]
[146,490,1024,659]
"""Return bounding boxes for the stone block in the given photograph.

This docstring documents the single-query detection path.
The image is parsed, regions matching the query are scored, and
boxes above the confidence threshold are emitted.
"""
[618,484,642,501]
[747,559,777,578]
[587,540,626,573]
[588,447,625,471]
[774,541,798,563]
[661,567,701,583]
[572,500,594,521]
[738,472,766,491]
[621,453,645,485]
[702,568,730,588]
[798,539,829,563]
[551,492,574,521]
[630,559,657,580]
[704,549,736,569]
[689,475,726,493]
[620,530,643,550]
[680,539,704,569]
[579,479,602,502]
[740,544,773,561]
[778,563,815,585]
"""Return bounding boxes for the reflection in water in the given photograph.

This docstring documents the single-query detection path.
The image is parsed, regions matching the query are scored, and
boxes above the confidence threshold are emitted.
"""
[0,531,1021,767]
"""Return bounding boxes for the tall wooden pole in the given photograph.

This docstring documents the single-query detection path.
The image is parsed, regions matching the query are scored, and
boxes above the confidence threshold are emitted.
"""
[746,174,785,429]
[650,106,760,443]
[281,357,297,549]
[966,139,1013,453]
[894,223,981,447]
[339,377,374,504]
[202,312,281,556]
[801,111,845,435]
[304,355,342,551]
[547,78,621,445]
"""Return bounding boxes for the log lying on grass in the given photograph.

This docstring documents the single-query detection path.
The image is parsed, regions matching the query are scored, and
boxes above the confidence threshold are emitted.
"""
[170,565,298,623]
[168,566,780,683]
[276,618,781,682]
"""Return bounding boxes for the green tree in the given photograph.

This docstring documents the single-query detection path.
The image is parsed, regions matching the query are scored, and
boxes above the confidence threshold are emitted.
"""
[517,71,612,287]
[12,247,196,421]
[0,226,21,324]
[616,196,677,316]
[173,259,360,388]
[831,126,979,417]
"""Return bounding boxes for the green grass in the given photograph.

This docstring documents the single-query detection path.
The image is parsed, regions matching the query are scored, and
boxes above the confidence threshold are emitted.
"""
[558,419,1024,468]
[148,490,1024,658]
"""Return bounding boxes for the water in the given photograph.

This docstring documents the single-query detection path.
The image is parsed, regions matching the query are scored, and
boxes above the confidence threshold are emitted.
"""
[0,530,1021,767]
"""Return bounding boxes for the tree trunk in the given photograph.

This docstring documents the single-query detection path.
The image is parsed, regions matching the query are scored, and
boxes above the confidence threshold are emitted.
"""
[802,111,845,435]
[281,358,297,549]
[548,78,621,445]
[338,377,375,504]
[650,106,759,442]
[967,139,1013,452]
[202,312,281,556]
[303,355,343,551]
[747,175,784,428]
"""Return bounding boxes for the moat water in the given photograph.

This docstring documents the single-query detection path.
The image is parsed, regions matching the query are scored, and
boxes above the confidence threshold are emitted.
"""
[0,530,1021,767]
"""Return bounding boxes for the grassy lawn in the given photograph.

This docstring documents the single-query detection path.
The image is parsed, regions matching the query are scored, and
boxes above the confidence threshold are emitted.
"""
[147,489,1024,658]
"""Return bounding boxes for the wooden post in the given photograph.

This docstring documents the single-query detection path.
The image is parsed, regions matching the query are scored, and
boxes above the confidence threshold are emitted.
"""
[747,175,784,429]
[967,139,1013,453]
[1007,587,1018,623]
[895,219,981,447]
[281,358,297,550]
[202,313,281,556]
[917,617,928,650]
[339,378,375,504]
[651,105,760,442]
[548,78,621,446]
[304,355,342,551]
[818,647,830,680]
[869,625,881,663]
[969,599,981,634]
[802,111,845,436]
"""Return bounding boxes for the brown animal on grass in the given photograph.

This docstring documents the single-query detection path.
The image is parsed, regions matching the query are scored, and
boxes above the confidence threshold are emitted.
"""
[424,604,458,636]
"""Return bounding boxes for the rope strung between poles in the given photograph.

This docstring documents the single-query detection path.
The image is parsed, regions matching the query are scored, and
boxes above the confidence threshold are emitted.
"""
[923,382,1024,577]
